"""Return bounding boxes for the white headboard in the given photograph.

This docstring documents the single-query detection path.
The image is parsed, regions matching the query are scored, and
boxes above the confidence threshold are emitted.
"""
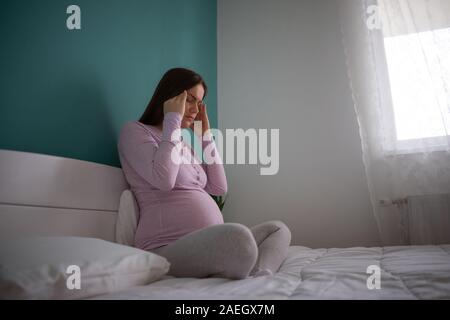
[0,149,129,241]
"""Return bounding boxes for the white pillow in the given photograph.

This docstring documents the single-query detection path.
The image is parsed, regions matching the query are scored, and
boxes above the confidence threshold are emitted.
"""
[0,237,170,300]
[115,189,139,246]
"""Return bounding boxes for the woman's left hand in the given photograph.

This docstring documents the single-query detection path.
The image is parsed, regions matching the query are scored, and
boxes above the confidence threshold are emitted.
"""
[190,102,210,137]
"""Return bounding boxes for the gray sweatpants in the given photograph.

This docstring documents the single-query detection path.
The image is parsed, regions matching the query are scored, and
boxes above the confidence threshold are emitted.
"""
[149,220,292,280]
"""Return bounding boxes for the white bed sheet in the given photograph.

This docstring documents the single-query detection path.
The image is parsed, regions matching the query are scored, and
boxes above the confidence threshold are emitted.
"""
[92,245,450,300]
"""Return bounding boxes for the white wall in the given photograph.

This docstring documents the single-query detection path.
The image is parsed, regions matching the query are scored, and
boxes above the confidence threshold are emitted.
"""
[217,0,381,248]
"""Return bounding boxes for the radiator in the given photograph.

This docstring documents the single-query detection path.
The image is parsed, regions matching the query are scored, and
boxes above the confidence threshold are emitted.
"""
[394,194,450,245]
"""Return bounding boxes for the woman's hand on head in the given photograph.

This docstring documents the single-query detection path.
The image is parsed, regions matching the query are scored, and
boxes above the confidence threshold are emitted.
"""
[190,102,210,136]
[163,90,187,115]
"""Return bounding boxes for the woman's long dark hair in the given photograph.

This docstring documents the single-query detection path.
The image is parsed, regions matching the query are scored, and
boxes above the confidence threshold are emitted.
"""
[139,68,208,126]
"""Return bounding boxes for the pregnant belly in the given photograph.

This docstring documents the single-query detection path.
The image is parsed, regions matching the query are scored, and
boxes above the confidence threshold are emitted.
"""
[135,189,224,249]
[161,190,224,234]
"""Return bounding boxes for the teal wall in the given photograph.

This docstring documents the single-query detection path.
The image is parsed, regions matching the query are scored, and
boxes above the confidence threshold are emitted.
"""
[0,0,217,167]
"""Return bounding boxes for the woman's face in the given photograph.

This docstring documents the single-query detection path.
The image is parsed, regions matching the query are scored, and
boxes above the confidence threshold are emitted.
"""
[181,83,204,129]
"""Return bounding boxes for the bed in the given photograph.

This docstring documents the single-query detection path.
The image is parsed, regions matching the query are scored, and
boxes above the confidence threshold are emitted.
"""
[1,149,449,300]
[90,244,450,300]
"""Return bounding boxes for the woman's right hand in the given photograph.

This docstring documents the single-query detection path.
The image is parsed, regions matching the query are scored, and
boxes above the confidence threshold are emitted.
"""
[163,90,187,115]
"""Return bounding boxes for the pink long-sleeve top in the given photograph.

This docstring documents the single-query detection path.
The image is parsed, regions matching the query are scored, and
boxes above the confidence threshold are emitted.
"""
[118,112,227,251]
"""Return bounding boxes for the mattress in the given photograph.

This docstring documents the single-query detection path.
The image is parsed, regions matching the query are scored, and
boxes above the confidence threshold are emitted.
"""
[92,245,450,300]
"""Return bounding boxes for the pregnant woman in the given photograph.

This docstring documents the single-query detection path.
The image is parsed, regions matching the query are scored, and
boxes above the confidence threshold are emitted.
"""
[118,68,291,279]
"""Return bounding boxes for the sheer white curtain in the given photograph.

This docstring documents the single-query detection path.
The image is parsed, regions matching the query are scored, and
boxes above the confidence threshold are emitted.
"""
[338,0,450,245]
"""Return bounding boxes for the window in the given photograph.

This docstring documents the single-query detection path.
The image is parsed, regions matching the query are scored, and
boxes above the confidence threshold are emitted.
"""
[379,0,450,152]
[383,28,450,141]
